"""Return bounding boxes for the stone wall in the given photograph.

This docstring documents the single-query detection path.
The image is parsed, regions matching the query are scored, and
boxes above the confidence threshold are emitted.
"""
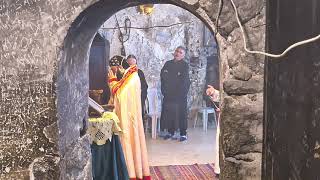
[99,4,217,119]
[0,0,265,179]
[212,1,265,179]
[0,0,98,179]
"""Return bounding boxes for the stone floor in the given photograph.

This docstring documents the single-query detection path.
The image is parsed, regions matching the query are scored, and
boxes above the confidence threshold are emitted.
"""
[146,126,217,166]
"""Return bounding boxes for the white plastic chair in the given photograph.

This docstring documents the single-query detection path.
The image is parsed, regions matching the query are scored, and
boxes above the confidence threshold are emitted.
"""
[145,88,161,139]
[193,100,216,132]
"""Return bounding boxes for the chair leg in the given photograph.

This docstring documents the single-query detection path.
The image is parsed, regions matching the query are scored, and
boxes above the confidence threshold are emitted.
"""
[155,115,158,139]
[202,111,206,131]
[152,115,157,139]
[204,112,208,133]
[213,111,217,128]
[194,112,198,128]
[145,116,148,135]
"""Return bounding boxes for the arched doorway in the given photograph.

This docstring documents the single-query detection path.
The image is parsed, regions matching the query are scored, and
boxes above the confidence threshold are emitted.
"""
[57,1,220,178]
[89,33,110,105]
[96,4,219,168]
[56,0,265,179]
[2,0,318,179]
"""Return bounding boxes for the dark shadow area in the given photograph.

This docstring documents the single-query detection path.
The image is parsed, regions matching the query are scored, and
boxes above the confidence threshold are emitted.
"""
[89,33,110,104]
[264,0,320,179]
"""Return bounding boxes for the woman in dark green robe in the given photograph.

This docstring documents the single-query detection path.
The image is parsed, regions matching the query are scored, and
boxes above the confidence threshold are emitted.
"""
[91,135,129,180]
[88,106,129,180]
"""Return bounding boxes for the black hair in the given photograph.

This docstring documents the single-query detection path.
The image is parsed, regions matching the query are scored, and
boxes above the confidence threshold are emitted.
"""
[176,46,186,53]
[127,54,137,60]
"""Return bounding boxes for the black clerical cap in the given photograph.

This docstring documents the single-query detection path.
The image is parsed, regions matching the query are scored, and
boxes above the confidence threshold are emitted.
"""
[109,55,125,66]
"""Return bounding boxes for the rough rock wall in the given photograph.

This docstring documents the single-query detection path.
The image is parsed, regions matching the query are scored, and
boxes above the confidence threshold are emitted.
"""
[0,0,98,179]
[99,4,217,114]
[0,0,265,179]
[211,2,265,179]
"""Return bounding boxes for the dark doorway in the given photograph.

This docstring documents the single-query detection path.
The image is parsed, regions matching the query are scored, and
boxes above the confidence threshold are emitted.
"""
[206,54,220,90]
[89,33,110,104]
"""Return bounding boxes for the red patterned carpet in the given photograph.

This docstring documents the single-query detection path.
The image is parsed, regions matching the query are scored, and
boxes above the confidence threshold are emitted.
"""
[150,164,218,180]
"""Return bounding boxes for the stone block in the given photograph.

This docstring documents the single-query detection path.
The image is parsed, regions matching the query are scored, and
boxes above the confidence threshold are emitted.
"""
[223,76,263,95]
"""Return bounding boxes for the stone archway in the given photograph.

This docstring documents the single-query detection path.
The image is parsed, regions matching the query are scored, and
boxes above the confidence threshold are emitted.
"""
[0,0,265,179]
[57,1,265,179]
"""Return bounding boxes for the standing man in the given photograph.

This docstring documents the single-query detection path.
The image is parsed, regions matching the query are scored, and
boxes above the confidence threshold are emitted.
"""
[126,55,148,120]
[160,46,190,142]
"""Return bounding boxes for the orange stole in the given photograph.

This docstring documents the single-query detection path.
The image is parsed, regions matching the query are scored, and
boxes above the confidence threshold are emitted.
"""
[110,66,138,95]
[108,77,118,83]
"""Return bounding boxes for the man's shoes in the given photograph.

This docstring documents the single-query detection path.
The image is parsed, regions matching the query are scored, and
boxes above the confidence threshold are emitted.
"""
[179,135,188,142]
[171,133,180,140]
[158,131,167,138]
[163,134,173,140]
[171,136,179,140]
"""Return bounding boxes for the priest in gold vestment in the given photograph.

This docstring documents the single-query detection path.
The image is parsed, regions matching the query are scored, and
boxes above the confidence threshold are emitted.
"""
[108,55,151,180]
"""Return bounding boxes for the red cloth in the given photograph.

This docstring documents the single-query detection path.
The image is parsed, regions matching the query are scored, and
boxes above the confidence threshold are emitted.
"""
[130,176,151,180]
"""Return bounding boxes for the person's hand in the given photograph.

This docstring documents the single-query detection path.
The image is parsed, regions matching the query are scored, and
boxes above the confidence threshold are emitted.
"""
[109,65,119,75]
[216,108,220,112]
[108,70,116,79]
[118,66,125,74]
[206,85,215,96]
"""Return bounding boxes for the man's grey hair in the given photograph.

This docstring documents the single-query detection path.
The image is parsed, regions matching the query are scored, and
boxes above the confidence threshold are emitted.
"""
[176,46,186,53]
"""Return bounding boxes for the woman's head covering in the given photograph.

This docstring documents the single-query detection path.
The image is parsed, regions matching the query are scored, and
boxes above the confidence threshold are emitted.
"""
[109,55,125,66]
